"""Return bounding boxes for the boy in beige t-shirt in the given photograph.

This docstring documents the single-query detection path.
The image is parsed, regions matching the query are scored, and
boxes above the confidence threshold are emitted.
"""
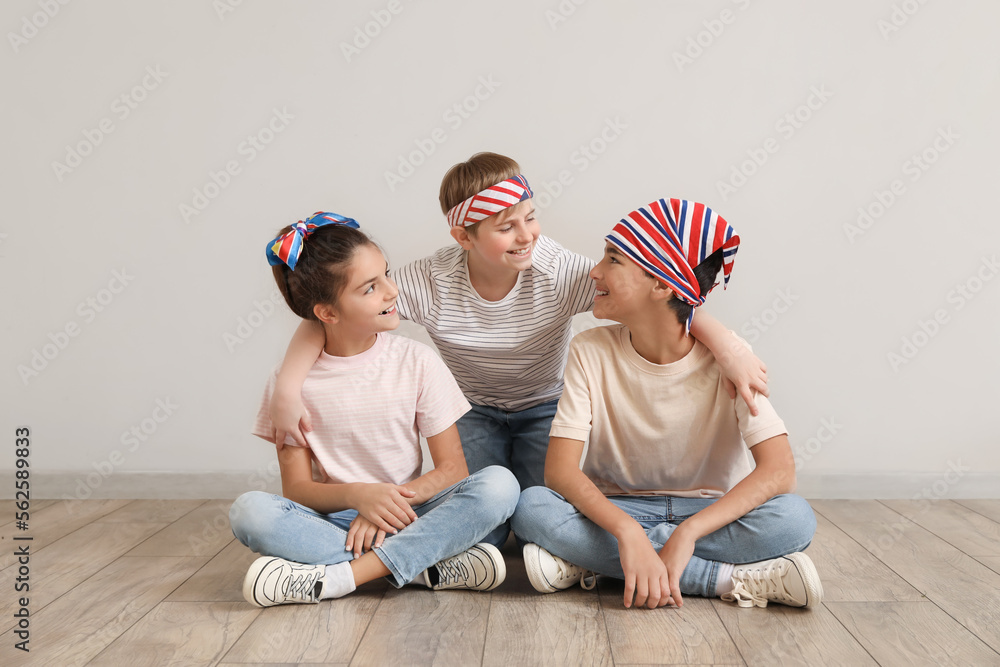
[511,198,823,610]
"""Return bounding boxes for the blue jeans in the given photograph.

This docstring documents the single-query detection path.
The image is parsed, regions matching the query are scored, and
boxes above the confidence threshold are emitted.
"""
[230,466,520,587]
[511,487,817,598]
[455,399,558,547]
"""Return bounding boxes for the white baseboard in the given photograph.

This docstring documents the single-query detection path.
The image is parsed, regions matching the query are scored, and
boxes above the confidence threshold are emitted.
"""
[7,470,998,500]
[794,471,998,499]
[25,472,282,501]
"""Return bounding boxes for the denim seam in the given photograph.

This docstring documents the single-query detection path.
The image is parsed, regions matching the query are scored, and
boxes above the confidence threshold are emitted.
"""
[374,546,406,587]
[706,560,718,598]
[282,504,351,535]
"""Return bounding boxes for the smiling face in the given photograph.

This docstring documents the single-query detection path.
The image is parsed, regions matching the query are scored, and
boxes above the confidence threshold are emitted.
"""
[318,243,399,337]
[589,242,668,324]
[461,199,541,274]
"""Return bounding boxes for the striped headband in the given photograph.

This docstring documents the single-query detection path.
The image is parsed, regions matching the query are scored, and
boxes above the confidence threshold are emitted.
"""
[446,175,533,228]
[606,198,739,334]
[266,211,360,270]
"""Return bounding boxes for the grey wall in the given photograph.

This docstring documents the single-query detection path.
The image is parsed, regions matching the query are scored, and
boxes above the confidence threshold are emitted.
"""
[2,0,997,499]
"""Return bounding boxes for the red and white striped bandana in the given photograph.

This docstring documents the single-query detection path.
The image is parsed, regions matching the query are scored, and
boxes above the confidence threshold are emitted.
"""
[446,175,533,228]
[606,198,740,334]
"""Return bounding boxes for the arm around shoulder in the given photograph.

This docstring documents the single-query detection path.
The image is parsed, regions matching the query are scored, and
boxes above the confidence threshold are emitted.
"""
[689,312,768,415]
[270,320,326,448]
[276,320,325,389]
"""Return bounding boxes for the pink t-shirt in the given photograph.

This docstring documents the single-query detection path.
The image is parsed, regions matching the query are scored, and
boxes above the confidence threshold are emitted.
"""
[252,333,470,485]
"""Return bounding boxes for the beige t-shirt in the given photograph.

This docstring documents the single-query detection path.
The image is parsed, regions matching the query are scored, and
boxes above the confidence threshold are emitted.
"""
[550,325,787,498]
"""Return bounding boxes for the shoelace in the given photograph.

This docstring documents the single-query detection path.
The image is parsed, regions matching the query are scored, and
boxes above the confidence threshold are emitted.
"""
[436,556,472,587]
[553,559,597,590]
[727,562,788,608]
[283,568,322,602]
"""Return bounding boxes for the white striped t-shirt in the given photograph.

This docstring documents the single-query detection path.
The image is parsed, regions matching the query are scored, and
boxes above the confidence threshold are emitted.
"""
[252,333,470,486]
[393,235,596,411]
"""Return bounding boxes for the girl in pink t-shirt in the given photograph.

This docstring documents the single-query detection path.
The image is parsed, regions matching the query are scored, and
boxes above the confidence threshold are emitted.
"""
[230,212,520,607]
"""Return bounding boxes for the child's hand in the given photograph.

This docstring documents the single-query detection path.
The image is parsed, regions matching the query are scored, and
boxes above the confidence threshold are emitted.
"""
[618,527,673,609]
[270,391,313,449]
[717,342,769,416]
[352,483,418,534]
[345,515,388,558]
[657,528,694,608]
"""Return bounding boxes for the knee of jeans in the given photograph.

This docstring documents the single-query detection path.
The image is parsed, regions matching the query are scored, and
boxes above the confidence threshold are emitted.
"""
[774,494,818,549]
[510,486,560,535]
[229,491,284,546]
[474,465,521,518]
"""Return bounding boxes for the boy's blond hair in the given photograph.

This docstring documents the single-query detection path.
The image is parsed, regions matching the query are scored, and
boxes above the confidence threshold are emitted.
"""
[439,152,521,237]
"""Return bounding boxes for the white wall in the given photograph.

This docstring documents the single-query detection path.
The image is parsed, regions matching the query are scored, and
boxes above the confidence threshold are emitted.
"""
[2,0,998,499]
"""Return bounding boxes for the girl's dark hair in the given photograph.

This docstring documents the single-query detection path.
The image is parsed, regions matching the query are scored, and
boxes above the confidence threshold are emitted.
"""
[271,224,375,320]
[667,249,725,326]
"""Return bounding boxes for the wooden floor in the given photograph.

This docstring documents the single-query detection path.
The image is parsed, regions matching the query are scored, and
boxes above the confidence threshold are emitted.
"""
[2,499,999,666]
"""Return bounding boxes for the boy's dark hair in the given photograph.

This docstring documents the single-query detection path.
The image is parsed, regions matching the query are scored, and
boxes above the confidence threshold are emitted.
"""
[667,249,725,326]
[271,224,375,320]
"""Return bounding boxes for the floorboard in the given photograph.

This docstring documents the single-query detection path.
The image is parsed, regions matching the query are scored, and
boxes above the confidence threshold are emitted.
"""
[167,539,260,603]
[126,499,235,558]
[482,550,613,667]
[805,513,923,602]
[0,521,167,634]
[954,499,1000,524]
[0,499,130,569]
[3,498,998,666]
[95,498,206,524]
[819,500,1000,653]
[223,580,386,664]
[598,579,745,666]
[826,601,1000,666]
[975,556,1000,576]
[87,601,260,666]
[353,586,490,666]
[879,499,1000,557]
[0,555,207,667]
[711,600,877,666]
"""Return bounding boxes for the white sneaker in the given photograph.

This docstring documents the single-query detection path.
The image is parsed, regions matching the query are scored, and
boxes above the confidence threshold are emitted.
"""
[243,556,325,607]
[523,543,596,594]
[419,543,506,591]
[722,552,823,608]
